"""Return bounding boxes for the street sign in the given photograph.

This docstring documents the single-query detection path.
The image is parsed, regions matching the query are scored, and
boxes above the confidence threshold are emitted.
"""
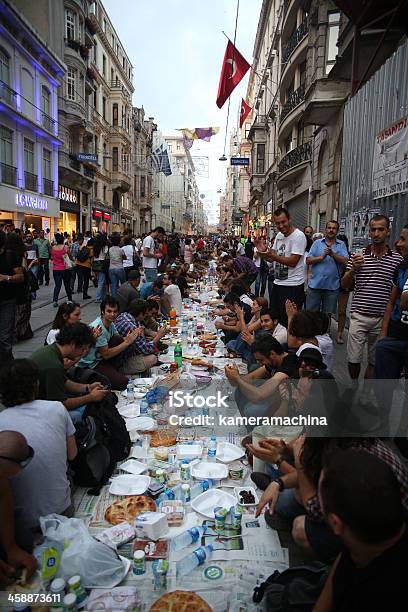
[230,157,250,166]
[161,204,171,209]
[77,153,98,162]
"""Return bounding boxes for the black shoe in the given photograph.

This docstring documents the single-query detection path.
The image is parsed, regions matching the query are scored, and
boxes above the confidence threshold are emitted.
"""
[83,295,92,299]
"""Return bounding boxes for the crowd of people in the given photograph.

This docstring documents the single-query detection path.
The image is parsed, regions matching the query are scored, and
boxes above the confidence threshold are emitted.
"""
[0,210,407,609]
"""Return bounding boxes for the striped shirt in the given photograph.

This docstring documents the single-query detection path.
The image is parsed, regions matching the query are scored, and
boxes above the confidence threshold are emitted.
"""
[347,246,402,316]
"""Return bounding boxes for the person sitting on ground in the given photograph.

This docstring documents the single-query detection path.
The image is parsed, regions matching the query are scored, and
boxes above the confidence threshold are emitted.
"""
[77,296,143,390]
[226,297,268,359]
[241,306,288,348]
[116,270,141,313]
[140,278,164,301]
[256,435,408,564]
[31,322,109,413]
[163,271,183,315]
[314,449,408,612]
[144,299,161,333]
[0,360,78,538]
[114,300,167,374]
[0,431,37,587]
[286,301,333,370]
[45,301,81,345]
[215,292,252,344]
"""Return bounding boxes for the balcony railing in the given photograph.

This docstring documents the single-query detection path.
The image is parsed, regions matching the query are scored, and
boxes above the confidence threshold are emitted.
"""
[282,19,309,64]
[24,171,38,191]
[43,178,54,196]
[41,112,55,132]
[278,141,312,175]
[84,167,95,179]
[0,162,17,186]
[0,80,17,107]
[280,83,306,123]
[111,79,122,89]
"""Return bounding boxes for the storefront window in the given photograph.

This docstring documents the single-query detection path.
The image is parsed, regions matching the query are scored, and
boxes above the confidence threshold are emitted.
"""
[59,210,77,235]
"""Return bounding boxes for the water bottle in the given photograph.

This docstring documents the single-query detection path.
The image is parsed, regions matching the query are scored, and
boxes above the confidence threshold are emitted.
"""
[181,316,188,338]
[190,479,214,500]
[171,525,207,552]
[140,398,149,415]
[127,379,134,401]
[174,342,183,369]
[176,544,214,577]
[207,436,217,462]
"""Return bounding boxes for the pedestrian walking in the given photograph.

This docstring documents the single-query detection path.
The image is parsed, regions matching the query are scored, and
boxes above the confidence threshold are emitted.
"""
[108,233,126,296]
[75,234,93,300]
[51,233,73,307]
[142,227,165,281]
[0,230,24,360]
[122,234,136,280]
[34,229,50,286]
[92,233,109,303]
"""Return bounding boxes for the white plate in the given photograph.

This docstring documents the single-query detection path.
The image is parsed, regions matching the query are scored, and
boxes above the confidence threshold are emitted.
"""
[129,446,149,459]
[191,489,237,518]
[118,404,141,419]
[109,474,151,496]
[177,443,203,459]
[84,555,130,589]
[125,417,157,432]
[234,486,259,506]
[216,442,245,464]
[191,461,228,480]
[119,459,148,475]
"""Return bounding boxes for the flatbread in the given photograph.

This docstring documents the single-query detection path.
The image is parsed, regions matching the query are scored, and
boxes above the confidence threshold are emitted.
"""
[200,332,216,341]
[149,590,212,612]
[105,495,156,525]
[149,429,178,448]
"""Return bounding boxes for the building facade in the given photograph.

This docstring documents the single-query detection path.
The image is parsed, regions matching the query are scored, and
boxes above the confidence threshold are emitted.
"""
[133,106,155,234]
[0,0,64,233]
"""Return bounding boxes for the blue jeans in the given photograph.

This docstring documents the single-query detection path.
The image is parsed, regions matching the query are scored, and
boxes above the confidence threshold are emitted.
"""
[306,287,339,314]
[53,269,72,303]
[255,268,267,297]
[96,271,107,302]
[109,268,126,296]
[144,268,157,282]
[227,334,252,362]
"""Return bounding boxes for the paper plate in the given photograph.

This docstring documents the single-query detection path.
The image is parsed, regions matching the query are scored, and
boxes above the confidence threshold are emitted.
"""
[191,461,228,480]
[125,417,157,432]
[177,443,203,460]
[109,474,151,496]
[119,459,148,475]
[191,489,237,518]
[234,486,259,506]
[118,404,141,419]
[129,446,149,460]
[216,442,245,464]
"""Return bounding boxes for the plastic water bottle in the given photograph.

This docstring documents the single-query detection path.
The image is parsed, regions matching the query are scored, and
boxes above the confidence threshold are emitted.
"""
[174,342,183,369]
[207,436,217,462]
[140,398,149,415]
[181,316,188,338]
[190,479,214,500]
[127,379,134,401]
[171,525,207,552]
[176,544,214,577]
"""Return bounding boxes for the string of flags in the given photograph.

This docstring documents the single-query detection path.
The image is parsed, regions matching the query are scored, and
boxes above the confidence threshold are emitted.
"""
[240,98,252,127]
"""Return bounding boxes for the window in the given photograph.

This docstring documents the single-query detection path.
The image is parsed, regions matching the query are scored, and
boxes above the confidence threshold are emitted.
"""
[78,19,83,43]
[102,96,106,120]
[41,86,51,116]
[326,11,340,74]
[0,126,13,165]
[112,147,118,171]
[24,138,34,174]
[103,142,107,169]
[111,34,115,49]
[122,152,129,173]
[112,103,118,126]
[0,48,10,85]
[93,41,97,62]
[122,57,125,69]
[102,55,106,78]
[167,143,172,152]
[297,121,304,145]
[140,175,146,197]
[43,148,51,179]
[67,68,75,101]
[93,87,97,108]
[103,19,107,33]
[110,67,114,83]
[66,131,74,154]
[65,9,76,40]
[319,212,327,232]
[255,143,265,174]
[299,61,306,88]
[176,143,181,150]
[21,68,34,118]
[103,185,106,200]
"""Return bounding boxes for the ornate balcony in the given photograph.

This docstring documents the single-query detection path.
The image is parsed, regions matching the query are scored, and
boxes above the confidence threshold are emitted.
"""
[278,141,312,175]
[41,112,55,133]
[282,20,309,64]
[280,83,306,123]
[0,80,17,108]
[43,178,54,196]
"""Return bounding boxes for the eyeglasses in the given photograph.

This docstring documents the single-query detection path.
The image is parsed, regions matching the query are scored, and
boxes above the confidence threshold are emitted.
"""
[0,445,34,468]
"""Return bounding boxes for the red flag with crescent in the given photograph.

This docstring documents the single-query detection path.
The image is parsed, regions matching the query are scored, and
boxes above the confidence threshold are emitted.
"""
[240,98,252,127]
[216,41,250,109]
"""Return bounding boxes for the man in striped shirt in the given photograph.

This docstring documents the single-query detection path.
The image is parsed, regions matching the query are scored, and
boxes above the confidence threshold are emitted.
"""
[341,215,402,401]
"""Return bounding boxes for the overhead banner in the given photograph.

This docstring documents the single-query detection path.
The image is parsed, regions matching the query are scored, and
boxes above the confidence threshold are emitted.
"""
[372,115,408,199]
[191,156,209,177]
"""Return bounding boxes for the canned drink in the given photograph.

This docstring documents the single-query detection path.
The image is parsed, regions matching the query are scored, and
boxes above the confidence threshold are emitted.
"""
[181,483,191,503]
[152,559,168,591]
[180,460,190,481]
[230,505,243,530]
[214,506,228,531]
[67,574,86,604]
[133,550,146,575]
[156,469,166,484]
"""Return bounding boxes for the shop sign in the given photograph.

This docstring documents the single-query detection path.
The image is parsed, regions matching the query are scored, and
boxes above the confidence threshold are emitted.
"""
[93,209,102,218]
[59,185,78,204]
[103,212,111,221]
[16,193,48,211]
[77,153,98,163]
[230,157,250,166]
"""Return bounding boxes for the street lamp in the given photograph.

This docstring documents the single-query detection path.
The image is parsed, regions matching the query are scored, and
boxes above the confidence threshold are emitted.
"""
[219,154,227,161]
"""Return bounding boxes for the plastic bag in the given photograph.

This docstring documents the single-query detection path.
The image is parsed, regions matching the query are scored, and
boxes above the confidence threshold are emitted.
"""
[35,514,126,587]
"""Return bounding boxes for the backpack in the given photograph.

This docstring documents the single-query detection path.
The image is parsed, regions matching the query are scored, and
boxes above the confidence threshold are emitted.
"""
[70,415,112,492]
[76,246,89,263]
[252,563,329,612]
[84,392,131,464]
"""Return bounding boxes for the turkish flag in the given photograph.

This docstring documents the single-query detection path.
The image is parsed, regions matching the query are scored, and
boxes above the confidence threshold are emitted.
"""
[240,98,252,127]
[216,41,251,109]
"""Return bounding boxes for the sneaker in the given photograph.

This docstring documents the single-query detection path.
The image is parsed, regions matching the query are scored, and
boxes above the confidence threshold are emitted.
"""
[83,295,92,299]
[53,301,58,307]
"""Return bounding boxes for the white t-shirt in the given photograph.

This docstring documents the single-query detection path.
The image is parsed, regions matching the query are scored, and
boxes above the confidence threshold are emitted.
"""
[272,323,287,345]
[135,237,142,253]
[316,333,334,372]
[142,235,157,269]
[164,283,182,315]
[273,229,307,286]
[236,242,245,256]
[0,400,75,528]
[122,245,134,268]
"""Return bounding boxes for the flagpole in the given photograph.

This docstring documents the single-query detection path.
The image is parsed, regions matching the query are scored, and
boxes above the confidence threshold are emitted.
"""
[221,0,240,160]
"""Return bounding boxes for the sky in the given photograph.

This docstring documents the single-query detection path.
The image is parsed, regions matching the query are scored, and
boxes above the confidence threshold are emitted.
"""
[103,0,262,224]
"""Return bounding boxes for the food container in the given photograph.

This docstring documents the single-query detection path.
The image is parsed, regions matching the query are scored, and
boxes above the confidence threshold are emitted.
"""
[214,506,228,531]
[160,500,185,526]
[134,511,169,541]
[94,522,136,549]
[154,446,169,461]
[234,486,259,506]
[155,469,167,484]
[228,462,244,480]
[133,550,146,576]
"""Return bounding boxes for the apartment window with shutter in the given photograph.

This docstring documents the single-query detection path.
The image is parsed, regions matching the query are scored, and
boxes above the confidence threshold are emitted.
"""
[102,55,106,78]
[102,96,106,120]
[112,103,118,126]
[256,143,265,174]
[24,138,34,174]
[65,9,75,40]
[112,147,118,171]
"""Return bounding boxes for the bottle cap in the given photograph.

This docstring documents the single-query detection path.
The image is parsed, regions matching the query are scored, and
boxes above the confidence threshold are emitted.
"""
[134,550,145,560]
[67,575,81,587]
[50,577,66,592]
[63,593,77,606]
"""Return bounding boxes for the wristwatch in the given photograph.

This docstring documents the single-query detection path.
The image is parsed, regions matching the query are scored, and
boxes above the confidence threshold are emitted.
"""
[273,477,285,492]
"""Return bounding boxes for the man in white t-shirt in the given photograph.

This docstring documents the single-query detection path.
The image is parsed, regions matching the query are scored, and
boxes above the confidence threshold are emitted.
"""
[142,226,165,282]
[163,272,183,315]
[255,207,306,327]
